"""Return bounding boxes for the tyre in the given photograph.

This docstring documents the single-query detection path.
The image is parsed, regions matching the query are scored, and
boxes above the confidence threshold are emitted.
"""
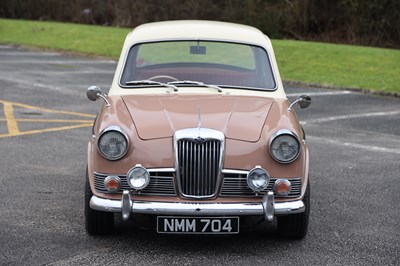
[277,181,310,239]
[85,169,114,235]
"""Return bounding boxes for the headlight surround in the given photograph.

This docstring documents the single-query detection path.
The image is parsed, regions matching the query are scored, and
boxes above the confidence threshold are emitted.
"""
[127,165,150,190]
[247,166,270,192]
[269,129,300,163]
[98,126,129,160]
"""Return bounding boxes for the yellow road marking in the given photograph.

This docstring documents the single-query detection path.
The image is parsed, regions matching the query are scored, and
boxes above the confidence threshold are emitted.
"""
[0,99,96,118]
[0,99,96,138]
[0,118,93,123]
[3,102,20,134]
[0,123,93,138]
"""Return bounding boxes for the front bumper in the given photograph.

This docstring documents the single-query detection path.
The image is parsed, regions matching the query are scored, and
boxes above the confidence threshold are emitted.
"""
[90,190,305,222]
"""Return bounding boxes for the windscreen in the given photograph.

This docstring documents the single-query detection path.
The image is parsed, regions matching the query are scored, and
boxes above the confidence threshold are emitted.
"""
[120,41,276,90]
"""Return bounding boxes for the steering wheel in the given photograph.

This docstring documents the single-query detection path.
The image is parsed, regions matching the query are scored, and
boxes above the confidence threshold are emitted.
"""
[148,75,179,82]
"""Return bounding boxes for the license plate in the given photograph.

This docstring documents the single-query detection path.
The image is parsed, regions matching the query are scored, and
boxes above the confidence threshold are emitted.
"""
[157,216,239,234]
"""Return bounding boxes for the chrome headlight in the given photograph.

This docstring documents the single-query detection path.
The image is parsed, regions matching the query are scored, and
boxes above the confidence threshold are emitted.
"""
[247,166,270,192]
[98,126,128,160]
[127,165,150,190]
[270,130,300,163]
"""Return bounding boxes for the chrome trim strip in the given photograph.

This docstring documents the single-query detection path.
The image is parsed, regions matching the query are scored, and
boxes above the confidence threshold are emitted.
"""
[148,168,175,173]
[90,195,305,217]
[222,169,249,175]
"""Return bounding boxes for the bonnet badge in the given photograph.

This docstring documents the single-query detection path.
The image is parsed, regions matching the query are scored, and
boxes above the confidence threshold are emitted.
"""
[194,136,206,144]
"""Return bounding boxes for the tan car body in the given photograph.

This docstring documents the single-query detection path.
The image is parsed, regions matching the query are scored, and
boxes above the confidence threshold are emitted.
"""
[88,95,308,202]
[86,20,310,237]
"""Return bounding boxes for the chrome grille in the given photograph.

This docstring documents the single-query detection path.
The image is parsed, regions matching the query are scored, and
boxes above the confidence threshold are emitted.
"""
[221,172,302,198]
[94,171,176,196]
[176,139,221,197]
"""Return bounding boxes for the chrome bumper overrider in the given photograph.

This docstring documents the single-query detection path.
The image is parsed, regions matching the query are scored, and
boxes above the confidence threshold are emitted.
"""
[90,191,305,222]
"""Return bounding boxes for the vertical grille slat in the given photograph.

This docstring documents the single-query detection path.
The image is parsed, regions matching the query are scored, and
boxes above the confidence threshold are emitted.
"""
[177,138,222,198]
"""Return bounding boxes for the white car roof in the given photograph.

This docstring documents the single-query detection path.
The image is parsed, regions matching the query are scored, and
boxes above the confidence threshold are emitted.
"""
[126,20,269,46]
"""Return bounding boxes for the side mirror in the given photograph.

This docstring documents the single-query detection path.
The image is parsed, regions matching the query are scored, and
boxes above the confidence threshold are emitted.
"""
[288,94,311,111]
[86,86,102,101]
[86,86,110,107]
[297,94,311,109]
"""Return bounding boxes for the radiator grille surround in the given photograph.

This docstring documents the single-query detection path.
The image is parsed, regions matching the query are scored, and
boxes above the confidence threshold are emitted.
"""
[174,128,225,199]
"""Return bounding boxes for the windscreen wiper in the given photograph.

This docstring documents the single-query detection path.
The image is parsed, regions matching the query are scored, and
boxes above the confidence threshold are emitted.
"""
[125,80,178,92]
[167,80,223,93]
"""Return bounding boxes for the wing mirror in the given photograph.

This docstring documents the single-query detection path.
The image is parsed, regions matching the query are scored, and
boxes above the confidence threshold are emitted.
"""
[288,94,311,111]
[86,86,110,107]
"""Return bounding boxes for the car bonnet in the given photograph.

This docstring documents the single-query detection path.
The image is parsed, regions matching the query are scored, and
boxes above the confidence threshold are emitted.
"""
[121,94,274,142]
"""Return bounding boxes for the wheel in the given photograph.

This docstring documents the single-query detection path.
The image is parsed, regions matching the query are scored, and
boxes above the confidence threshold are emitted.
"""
[148,75,178,82]
[85,169,114,235]
[277,181,310,239]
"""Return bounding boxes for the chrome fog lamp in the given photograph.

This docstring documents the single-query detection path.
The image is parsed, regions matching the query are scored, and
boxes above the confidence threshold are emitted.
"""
[127,165,150,190]
[270,130,300,163]
[98,126,128,160]
[247,166,270,192]
[274,179,291,196]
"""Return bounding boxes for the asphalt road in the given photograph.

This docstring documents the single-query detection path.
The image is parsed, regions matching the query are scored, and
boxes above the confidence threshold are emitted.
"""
[0,45,399,265]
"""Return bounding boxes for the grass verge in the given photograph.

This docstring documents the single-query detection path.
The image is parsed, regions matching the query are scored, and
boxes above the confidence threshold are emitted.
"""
[0,19,130,58]
[1,19,399,94]
[272,40,400,95]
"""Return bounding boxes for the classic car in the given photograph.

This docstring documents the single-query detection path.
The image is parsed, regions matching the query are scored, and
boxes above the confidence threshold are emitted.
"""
[85,20,311,238]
